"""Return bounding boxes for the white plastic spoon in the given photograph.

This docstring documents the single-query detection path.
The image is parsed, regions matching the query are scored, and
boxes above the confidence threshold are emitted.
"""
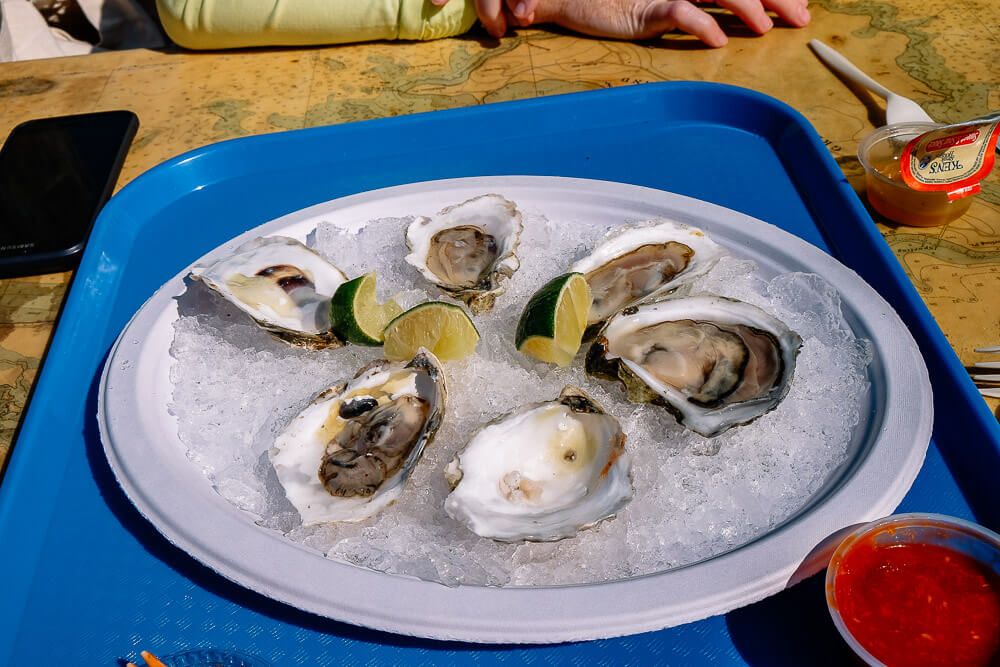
[808,39,934,125]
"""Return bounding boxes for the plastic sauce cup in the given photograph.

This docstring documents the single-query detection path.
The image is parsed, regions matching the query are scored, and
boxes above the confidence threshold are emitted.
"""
[858,123,976,227]
[826,513,1000,667]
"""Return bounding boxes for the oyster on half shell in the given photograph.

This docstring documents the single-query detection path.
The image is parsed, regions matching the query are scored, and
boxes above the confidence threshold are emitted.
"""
[444,386,631,542]
[191,236,347,349]
[586,295,802,437]
[269,350,446,525]
[571,220,726,337]
[405,194,523,314]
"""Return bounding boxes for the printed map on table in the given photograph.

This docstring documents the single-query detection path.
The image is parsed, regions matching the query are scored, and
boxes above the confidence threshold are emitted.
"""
[0,276,68,460]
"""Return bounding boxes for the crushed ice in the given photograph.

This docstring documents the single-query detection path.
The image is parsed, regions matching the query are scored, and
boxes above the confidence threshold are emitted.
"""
[169,206,872,587]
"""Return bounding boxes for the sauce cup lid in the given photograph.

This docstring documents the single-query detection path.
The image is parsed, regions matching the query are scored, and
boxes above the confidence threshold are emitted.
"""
[857,122,942,186]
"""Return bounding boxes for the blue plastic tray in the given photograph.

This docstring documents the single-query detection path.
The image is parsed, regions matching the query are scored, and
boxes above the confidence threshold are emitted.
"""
[1,82,997,666]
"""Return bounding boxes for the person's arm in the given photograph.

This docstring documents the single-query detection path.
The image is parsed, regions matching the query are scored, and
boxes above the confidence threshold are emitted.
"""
[156,0,478,50]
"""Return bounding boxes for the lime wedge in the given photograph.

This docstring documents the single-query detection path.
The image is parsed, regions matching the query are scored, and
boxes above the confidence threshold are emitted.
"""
[383,301,480,362]
[515,273,592,367]
[330,273,403,346]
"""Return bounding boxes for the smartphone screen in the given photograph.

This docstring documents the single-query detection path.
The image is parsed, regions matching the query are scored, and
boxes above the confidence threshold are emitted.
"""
[0,110,138,275]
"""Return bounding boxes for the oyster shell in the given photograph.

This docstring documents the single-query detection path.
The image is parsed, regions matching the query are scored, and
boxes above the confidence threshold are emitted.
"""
[570,220,726,336]
[405,194,523,314]
[586,295,802,437]
[444,386,631,542]
[191,236,347,349]
[269,350,446,525]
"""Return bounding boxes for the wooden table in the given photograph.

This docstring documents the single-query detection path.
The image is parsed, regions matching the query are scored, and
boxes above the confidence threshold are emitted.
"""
[1,0,998,465]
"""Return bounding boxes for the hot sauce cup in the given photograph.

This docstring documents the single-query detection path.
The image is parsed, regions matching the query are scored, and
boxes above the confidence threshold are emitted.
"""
[825,513,1000,667]
[858,123,977,227]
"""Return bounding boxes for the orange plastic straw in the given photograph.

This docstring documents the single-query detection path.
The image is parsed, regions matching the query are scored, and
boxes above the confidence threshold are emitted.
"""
[140,651,170,667]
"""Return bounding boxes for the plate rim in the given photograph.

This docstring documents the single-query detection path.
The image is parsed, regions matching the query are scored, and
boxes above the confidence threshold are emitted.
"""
[99,175,932,643]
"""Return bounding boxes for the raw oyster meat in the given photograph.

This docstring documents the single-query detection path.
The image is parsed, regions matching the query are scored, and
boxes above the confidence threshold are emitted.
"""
[570,220,726,336]
[405,194,522,314]
[191,236,347,349]
[444,386,631,542]
[586,294,802,437]
[270,350,446,525]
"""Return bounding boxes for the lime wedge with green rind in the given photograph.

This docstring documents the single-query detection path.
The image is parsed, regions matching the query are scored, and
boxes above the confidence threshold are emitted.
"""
[516,273,592,367]
[330,272,403,346]
[383,301,480,362]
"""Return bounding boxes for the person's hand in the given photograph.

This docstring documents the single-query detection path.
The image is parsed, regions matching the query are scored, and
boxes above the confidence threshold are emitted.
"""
[544,0,811,47]
[429,0,542,38]
[430,0,811,47]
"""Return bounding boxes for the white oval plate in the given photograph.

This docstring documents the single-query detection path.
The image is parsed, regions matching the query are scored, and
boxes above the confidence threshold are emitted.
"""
[100,176,932,644]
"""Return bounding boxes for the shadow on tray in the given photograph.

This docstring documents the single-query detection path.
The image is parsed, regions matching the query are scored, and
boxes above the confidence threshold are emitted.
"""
[725,574,858,666]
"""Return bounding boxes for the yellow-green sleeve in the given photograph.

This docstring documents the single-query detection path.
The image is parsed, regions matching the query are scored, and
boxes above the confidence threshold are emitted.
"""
[156,0,478,50]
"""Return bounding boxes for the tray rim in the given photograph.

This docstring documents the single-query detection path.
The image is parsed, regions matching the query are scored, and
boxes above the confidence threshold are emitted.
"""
[99,175,932,644]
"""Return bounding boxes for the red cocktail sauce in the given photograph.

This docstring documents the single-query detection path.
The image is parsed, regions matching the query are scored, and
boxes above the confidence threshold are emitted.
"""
[832,535,1000,667]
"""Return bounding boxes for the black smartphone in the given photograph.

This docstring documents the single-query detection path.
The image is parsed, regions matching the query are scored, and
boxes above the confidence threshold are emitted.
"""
[0,110,139,278]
